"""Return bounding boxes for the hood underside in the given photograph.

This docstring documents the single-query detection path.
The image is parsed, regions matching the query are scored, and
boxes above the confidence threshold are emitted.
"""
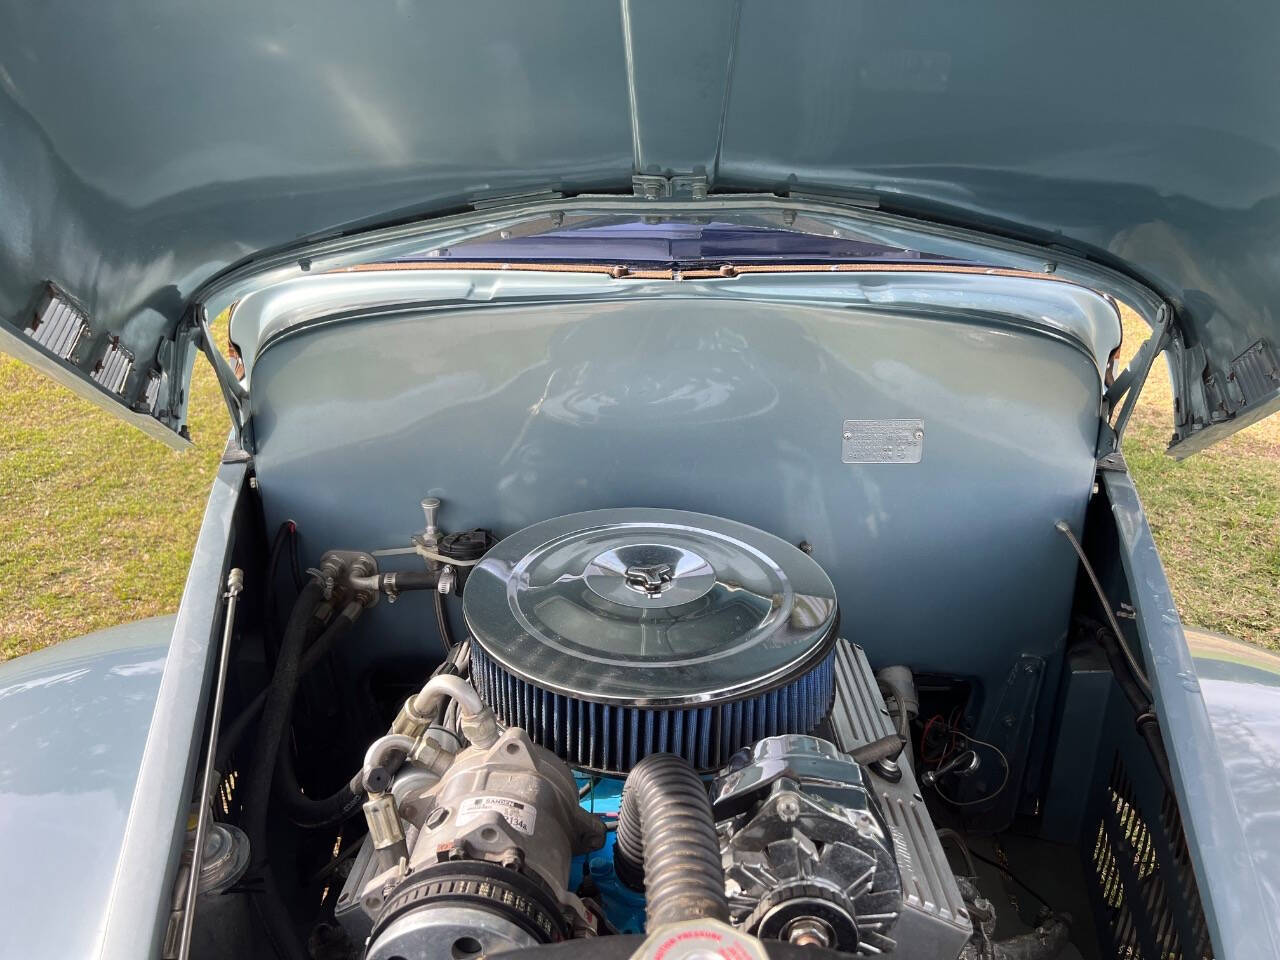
[1,0,1277,452]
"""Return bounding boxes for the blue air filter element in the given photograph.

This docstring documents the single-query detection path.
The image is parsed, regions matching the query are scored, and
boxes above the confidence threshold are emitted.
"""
[463,509,839,774]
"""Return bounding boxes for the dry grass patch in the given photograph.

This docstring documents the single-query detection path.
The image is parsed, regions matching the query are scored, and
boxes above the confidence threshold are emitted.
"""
[1115,305,1279,647]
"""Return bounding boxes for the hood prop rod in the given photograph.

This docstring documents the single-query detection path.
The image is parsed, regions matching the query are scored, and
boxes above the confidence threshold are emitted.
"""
[172,569,244,960]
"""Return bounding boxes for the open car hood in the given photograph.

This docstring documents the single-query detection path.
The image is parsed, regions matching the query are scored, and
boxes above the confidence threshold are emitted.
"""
[1,1,1277,453]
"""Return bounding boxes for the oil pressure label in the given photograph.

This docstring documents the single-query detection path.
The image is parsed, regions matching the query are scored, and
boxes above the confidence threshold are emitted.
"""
[456,796,537,835]
[841,419,925,463]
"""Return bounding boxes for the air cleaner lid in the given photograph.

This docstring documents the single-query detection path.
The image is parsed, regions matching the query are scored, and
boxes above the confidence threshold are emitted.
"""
[462,509,838,706]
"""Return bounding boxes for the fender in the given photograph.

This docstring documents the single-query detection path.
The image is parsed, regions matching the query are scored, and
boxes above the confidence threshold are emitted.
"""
[0,616,174,958]
[1186,627,1280,921]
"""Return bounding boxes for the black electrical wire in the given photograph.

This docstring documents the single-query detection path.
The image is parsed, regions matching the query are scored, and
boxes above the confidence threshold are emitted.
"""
[1055,520,1152,700]
[426,722,463,749]
[968,848,1055,912]
[434,590,455,651]
[935,827,977,877]
[309,835,367,885]
[1056,520,1175,796]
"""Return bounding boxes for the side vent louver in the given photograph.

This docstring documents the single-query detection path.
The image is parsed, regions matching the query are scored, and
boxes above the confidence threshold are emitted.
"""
[3,283,191,448]
[91,337,134,394]
[26,288,134,396]
[144,370,164,414]
[25,290,88,360]
[1087,751,1213,960]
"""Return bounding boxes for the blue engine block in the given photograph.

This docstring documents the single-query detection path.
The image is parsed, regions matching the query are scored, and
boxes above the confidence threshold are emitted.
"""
[570,776,647,934]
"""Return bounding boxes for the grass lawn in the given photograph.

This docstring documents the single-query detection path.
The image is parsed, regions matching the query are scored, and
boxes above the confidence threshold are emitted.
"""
[1,304,1277,659]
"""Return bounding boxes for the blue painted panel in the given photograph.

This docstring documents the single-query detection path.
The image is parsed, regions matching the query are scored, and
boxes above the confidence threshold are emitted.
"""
[1186,629,1280,935]
[0,616,173,958]
[250,295,1102,750]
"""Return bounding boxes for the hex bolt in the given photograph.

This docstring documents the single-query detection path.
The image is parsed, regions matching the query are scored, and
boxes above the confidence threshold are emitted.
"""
[776,793,801,823]
[785,917,833,949]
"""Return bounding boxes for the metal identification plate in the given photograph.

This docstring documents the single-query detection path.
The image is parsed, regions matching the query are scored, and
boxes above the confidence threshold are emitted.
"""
[842,419,925,463]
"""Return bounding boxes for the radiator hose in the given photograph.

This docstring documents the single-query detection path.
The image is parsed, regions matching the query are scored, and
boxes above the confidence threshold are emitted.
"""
[613,753,729,928]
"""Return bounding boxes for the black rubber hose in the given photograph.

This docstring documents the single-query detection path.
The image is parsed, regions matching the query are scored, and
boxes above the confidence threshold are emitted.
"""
[434,589,455,651]
[217,604,340,771]
[263,521,294,651]
[272,603,366,828]
[274,747,364,829]
[375,569,442,593]
[613,753,729,927]
[241,578,326,960]
[242,578,326,848]
[286,522,304,591]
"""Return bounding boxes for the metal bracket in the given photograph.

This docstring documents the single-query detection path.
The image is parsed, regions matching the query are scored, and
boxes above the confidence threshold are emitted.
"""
[1102,303,1171,453]
[316,550,380,606]
[968,655,1044,823]
[220,431,253,465]
[633,173,709,200]
[192,305,254,452]
[1096,450,1127,473]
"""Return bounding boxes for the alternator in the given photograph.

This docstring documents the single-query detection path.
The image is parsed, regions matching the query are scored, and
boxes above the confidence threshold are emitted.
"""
[712,735,903,954]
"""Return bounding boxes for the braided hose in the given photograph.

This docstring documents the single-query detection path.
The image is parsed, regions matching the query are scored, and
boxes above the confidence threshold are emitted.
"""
[613,753,729,928]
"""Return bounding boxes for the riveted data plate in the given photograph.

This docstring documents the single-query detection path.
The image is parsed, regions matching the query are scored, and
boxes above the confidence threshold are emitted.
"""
[842,419,925,463]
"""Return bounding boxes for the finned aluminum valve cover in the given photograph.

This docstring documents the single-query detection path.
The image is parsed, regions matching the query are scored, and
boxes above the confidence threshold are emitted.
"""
[463,509,840,773]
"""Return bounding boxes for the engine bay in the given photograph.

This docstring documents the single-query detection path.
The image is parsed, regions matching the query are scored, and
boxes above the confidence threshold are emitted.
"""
[194,502,1085,960]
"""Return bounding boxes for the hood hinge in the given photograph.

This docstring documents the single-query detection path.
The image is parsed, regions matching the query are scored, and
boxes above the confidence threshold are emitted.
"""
[633,173,710,200]
[1099,303,1172,456]
[188,305,254,453]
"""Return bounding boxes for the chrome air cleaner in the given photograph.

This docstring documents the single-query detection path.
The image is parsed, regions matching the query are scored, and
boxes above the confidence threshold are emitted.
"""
[463,509,839,774]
